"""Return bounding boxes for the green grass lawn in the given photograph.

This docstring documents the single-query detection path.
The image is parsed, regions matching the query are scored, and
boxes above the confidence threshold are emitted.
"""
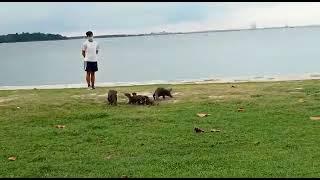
[1,80,320,177]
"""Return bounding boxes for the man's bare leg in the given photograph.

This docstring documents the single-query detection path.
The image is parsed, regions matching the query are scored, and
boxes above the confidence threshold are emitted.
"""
[86,71,91,87]
[90,72,95,89]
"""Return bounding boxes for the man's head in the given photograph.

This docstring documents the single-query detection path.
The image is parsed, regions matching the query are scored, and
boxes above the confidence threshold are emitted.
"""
[86,31,93,37]
[86,31,93,41]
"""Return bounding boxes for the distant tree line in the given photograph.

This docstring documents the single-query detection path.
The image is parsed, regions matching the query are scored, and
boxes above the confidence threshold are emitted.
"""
[0,32,68,43]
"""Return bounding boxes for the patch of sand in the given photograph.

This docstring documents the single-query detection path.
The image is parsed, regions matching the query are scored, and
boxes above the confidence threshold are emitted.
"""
[71,95,81,98]
[172,92,183,96]
[253,76,264,79]
[172,100,180,103]
[134,92,154,97]
[289,92,302,94]
[71,94,97,99]
[310,74,320,77]
[0,96,18,103]
[208,95,225,99]
[97,94,108,97]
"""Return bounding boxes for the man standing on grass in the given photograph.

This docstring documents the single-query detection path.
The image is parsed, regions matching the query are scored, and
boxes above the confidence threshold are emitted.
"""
[82,31,100,90]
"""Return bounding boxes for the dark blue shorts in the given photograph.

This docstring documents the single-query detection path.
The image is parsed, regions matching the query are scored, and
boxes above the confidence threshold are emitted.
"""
[84,61,98,72]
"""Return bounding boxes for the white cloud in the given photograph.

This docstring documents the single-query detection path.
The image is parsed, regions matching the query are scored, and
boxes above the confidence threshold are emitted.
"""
[155,2,320,32]
[222,2,320,28]
[2,2,320,36]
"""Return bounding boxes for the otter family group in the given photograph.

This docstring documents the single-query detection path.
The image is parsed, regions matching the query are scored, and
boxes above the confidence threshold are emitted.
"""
[107,87,173,106]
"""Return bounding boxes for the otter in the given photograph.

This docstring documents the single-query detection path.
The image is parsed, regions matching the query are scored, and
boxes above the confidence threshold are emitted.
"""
[125,93,154,106]
[153,87,173,100]
[134,93,146,105]
[107,90,118,106]
[143,95,155,106]
[124,93,138,104]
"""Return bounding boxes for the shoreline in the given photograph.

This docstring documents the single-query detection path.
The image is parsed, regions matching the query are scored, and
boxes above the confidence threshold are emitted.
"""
[2,73,320,90]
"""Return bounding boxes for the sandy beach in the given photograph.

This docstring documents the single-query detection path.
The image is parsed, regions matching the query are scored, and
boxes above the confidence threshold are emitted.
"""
[1,73,320,90]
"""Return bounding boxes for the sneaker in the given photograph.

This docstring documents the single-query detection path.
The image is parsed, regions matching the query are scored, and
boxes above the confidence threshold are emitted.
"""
[91,86,96,90]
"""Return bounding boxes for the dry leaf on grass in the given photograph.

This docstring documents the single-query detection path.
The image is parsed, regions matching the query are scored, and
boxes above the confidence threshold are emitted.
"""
[310,116,320,120]
[105,155,112,160]
[237,108,245,112]
[55,125,65,129]
[210,129,221,132]
[8,156,16,161]
[196,113,210,117]
[16,107,20,109]
[298,99,305,103]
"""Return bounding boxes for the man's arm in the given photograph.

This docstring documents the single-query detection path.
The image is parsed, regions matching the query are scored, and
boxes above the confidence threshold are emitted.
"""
[96,43,100,54]
[82,43,86,58]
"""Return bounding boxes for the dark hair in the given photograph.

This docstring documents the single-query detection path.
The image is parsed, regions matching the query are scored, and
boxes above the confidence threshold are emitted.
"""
[86,31,93,37]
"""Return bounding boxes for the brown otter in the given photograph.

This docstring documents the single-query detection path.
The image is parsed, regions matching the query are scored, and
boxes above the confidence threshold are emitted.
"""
[107,90,118,106]
[143,95,155,106]
[153,87,173,100]
[134,93,146,105]
[125,93,154,106]
[124,93,138,104]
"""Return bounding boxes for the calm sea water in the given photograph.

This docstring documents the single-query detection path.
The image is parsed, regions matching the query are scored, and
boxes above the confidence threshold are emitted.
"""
[1,26,320,87]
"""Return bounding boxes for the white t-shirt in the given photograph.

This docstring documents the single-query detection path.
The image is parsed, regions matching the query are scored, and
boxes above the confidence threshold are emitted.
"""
[82,40,100,62]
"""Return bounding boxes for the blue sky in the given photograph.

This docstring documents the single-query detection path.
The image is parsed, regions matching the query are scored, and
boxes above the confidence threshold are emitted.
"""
[1,2,320,36]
